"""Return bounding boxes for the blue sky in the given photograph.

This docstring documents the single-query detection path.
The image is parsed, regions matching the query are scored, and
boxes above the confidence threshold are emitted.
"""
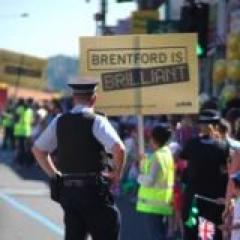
[1,0,136,58]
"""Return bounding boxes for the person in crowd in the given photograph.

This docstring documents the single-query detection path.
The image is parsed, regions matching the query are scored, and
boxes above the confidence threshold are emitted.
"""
[121,125,138,196]
[136,124,174,240]
[234,118,240,141]
[217,119,240,202]
[168,135,185,240]
[13,98,26,166]
[224,87,240,117]
[225,108,240,139]
[45,99,63,124]
[181,109,229,240]
[175,114,198,147]
[217,119,240,239]
[121,124,139,196]
[1,101,15,150]
[31,104,48,143]
[219,171,240,240]
[24,98,34,166]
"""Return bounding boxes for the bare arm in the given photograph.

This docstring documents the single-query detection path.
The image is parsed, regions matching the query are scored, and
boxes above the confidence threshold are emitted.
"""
[32,146,61,178]
[112,143,126,178]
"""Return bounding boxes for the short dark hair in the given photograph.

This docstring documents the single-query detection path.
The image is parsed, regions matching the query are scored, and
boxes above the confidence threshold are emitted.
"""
[151,124,171,147]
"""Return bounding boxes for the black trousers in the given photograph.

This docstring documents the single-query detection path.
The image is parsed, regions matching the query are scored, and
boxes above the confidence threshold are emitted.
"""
[142,214,166,240]
[14,136,34,166]
[2,127,14,150]
[15,136,26,165]
[60,182,121,240]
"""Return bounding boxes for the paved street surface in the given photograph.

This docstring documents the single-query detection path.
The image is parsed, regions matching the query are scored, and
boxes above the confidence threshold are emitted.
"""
[0,150,149,240]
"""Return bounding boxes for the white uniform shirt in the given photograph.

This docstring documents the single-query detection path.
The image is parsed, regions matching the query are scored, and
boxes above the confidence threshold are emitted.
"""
[34,105,124,154]
[232,197,240,240]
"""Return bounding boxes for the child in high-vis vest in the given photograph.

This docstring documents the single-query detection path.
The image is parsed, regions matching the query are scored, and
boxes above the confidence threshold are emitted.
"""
[136,124,174,240]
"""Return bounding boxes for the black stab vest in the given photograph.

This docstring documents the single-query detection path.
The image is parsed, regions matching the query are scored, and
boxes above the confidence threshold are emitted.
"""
[56,112,105,173]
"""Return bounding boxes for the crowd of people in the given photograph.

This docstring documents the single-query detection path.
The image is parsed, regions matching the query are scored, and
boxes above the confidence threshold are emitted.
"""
[2,95,240,239]
[0,97,66,167]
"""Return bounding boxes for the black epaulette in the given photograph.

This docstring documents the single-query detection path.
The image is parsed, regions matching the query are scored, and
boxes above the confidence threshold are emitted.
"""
[95,111,106,117]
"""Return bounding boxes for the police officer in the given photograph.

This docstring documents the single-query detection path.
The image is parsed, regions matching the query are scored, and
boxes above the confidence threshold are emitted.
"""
[32,77,126,240]
[181,109,229,240]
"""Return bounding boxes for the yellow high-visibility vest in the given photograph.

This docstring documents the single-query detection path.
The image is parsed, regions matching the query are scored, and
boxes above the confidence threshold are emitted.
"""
[14,106,25,137]
[14,107,33,137]
[2,112,13,128]
[136,145,174,216]
[23,108,33,137]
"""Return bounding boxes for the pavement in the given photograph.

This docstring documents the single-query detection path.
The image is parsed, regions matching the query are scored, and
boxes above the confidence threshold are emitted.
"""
[0,150,63,240]
[0,150,150,240]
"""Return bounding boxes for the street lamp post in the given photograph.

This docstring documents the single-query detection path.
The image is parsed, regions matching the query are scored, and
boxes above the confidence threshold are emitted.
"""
[86,0,108,35]
[100,0,107,35]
